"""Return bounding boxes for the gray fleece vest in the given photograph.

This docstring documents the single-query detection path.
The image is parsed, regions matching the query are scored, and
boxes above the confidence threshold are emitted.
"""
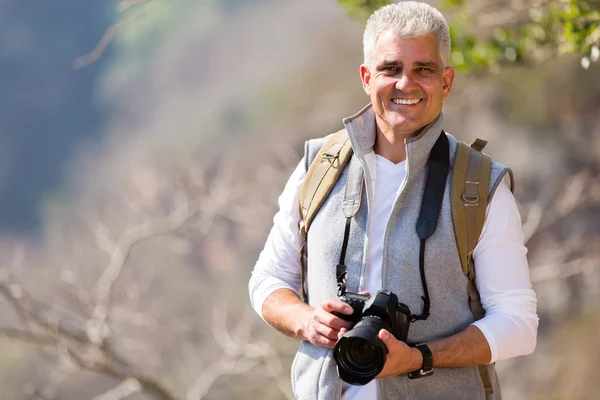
[291,105,511,400]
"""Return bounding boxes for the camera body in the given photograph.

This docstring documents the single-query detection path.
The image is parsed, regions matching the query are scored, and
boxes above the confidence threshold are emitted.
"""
[333,290,411,385]
[334,292,370,323]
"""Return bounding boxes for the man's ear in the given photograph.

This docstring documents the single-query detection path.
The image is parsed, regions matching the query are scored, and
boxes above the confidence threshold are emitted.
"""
[360,64,371,96]
[442,66,455,98]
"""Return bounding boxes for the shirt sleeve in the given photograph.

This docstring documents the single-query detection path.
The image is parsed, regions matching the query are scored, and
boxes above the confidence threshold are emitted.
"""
[248,159,307,321]
[471,179,539,363]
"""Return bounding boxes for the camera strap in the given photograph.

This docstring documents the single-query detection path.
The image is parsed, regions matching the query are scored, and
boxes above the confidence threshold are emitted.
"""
[337,131,449,321]
[412,131,449,321]
[337,156,365,296]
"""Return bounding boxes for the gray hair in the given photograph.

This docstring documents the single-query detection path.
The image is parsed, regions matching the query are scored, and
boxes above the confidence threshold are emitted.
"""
[363,1,451,68]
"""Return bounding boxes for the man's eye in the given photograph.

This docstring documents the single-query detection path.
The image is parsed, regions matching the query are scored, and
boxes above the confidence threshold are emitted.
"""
[384,67,399,72]
[417,67,433,72]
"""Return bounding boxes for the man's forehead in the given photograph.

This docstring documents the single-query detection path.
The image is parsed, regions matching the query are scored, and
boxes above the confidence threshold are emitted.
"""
[373,33,441,63]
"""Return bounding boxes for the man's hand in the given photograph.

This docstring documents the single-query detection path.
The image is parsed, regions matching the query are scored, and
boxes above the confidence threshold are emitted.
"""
[375,329,422,378]
[297,298,355,349]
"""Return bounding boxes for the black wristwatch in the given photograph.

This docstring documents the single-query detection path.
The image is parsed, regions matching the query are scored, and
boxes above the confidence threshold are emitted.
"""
[408,343,433,379]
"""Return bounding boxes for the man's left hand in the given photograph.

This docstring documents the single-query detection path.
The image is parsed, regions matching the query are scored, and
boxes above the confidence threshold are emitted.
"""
[375,329,423,378]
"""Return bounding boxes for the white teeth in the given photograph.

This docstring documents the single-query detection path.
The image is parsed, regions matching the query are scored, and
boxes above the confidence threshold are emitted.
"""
[392,98,421,105]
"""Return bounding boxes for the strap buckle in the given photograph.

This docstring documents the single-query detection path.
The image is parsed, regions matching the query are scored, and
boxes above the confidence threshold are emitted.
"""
[322,152,339,164]
[298,220,307,238]
[336,266,347,296]
[461,193,480,205]
[408,369,434,379]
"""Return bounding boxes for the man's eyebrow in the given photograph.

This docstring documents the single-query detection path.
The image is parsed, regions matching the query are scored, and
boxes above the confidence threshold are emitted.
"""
[376,60,402,70]
[413,61,439,69]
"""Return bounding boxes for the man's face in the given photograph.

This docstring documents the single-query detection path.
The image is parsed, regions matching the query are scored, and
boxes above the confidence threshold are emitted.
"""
[360,31,454,138]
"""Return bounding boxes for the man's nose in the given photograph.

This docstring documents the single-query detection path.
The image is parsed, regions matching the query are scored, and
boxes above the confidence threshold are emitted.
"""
[395,73,417,92]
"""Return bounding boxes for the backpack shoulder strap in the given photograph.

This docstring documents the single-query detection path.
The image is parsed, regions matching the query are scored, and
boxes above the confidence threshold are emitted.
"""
[452,138,494,396]
[298,129,353,303]
[452,138,491,292]
[299,129,353,238]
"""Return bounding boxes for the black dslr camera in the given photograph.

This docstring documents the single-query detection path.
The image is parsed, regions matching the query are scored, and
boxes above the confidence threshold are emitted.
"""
[332,290,411,385]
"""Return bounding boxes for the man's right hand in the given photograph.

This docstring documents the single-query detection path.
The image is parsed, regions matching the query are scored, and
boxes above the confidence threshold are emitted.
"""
[297,298,355,349]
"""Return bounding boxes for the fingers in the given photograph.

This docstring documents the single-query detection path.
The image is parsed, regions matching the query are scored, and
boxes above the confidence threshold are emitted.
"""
[316,308,353,331]
[378,329,395,351]
[320,298,353,315]
[318,299,354,330]
[304,314,337,348]
[315,323,340,342]
[302,298,357,348]
[306,327,337,348]
[375,330,398,379]
[375,329,417,378]
[308,309,351,347]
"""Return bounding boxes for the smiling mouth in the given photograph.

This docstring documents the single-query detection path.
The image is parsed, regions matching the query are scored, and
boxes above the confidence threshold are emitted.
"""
[392,98,422,105]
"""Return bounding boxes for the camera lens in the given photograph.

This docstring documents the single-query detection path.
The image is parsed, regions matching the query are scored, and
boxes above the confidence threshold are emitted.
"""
[333,316,389,386]
[345,338,379,368]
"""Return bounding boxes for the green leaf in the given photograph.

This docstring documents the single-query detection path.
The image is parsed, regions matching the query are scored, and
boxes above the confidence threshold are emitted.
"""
[337,0,600,72]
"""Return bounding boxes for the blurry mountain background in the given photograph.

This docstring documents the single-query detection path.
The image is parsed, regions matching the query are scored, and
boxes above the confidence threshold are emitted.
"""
[0,0,598,399]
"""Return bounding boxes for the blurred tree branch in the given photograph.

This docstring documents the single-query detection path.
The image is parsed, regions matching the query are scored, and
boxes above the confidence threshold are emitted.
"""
[76,0,599,71]
[92,378,142,400]
[0,151,297,399]
[88,196,200,347]
[73,0,164,69]
[185,300,294,400]
[338,0,600,71]
[0,277,176,400]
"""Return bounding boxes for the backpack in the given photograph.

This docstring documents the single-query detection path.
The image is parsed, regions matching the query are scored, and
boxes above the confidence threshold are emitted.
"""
[298,128,505,396]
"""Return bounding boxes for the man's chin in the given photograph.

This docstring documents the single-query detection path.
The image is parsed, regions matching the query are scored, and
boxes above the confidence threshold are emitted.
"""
[386,119,424,137]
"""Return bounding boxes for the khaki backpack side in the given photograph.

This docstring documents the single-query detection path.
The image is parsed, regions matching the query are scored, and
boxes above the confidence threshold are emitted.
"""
[298,129,353,303]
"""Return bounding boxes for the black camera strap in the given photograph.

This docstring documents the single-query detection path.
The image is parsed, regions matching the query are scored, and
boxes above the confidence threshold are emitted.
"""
[412,131,449,321]
[337,131,449,321]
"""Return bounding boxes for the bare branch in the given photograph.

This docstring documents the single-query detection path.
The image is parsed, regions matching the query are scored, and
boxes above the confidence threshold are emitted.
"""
[0,282,90,346]
[58,344,176,400]
[92,378,142,400]
[0,327,56,346]
[26,361,77,400]
[72,1,158,69]
[88,199,200,346]
[117,0,154,13]
[0,155,296,400]
[0,278,175,400]
[186,302,287,400]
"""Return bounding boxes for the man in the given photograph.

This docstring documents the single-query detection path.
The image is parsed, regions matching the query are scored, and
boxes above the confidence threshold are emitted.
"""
[249,2,538,399]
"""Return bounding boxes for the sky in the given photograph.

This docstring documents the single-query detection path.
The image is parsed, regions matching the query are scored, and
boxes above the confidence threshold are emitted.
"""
[0,0,112,232]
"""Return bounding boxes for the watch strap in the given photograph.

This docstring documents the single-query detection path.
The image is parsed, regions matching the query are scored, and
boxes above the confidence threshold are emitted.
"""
[408,343,433,379]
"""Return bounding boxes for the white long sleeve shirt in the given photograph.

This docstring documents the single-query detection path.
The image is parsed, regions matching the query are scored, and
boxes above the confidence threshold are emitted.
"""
[249,152,538,400]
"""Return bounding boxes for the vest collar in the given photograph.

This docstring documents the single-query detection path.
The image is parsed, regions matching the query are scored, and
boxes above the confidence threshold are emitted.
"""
[342,103,445,172]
